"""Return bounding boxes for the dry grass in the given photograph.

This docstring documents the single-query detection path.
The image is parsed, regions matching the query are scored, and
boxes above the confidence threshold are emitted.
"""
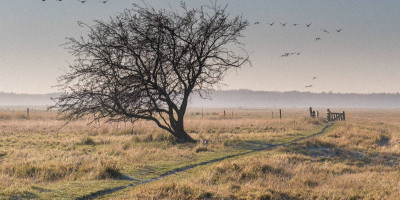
[0,108,322,199]
[120,109,400,200]
[3,108,399,199]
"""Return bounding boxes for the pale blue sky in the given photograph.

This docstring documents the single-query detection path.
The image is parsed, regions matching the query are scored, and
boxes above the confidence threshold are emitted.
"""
[0,0,399,94]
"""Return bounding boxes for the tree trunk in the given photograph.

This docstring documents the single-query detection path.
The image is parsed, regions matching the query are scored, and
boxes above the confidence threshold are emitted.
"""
[174,129,195,143]
[173,119,195,143]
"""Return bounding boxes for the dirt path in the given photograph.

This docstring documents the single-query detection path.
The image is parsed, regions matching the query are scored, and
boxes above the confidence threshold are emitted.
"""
[75,122,334,200]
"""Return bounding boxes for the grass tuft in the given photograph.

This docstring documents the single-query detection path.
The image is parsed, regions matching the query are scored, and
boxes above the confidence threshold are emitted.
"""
[195,147,208,153]
[97,165,122,180]
[79,137,96,145]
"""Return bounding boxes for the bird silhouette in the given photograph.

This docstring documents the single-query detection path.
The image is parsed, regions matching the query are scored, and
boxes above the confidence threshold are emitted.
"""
[280,22,287,26]
[315,37,321,41]
[79,0,86,3]
[292,23,299,26]
[305,23,312,27]
[254,22,260,25]
[305,85,313,88]
[267,22,275,26]
[336,29,343,32]
[280,52,302,57]
[320,29,329,33]
[280,53,290,57]
[313,77,317,80]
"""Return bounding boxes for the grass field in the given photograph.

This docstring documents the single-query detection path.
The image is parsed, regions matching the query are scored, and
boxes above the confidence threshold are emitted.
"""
[0,108,399,199]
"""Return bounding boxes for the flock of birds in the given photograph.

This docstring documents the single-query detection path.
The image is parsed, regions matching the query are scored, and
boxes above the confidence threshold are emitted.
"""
[37,2,342,90]
[253,21,343,43]
[252,21,344,89]
[41,0,108,3]
[305,77,318,88]
[280,52,301,57]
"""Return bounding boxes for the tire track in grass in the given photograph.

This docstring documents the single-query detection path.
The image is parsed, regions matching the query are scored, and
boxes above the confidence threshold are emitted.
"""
[76,122,334,200]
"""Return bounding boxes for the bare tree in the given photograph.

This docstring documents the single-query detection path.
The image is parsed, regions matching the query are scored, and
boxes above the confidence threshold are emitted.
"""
[54,2,250,142]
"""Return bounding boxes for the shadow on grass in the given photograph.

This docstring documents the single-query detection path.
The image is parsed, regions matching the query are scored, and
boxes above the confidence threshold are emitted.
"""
[224,140,277,150]
[283,139,400,167]
[8,191,38,200]
[31,186,53,193]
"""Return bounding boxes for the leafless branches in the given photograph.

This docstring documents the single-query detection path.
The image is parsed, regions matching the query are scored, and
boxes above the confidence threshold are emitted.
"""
[54,2,250,142]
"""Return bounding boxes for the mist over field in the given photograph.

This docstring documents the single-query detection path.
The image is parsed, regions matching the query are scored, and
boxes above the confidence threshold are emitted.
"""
[190,90,400,108]
[0,92,58,107]
[1,90,400,108]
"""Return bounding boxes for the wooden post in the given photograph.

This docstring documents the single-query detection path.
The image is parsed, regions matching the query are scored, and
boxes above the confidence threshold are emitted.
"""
[343,111,345,121]
[279,109,282,119]
[309,107,313,117]
[202,110,203,118]
[327,109,331,121]
[224,110,226,118]
[27,108,29,117]
[317,111,319,118]
[272,111,274,119]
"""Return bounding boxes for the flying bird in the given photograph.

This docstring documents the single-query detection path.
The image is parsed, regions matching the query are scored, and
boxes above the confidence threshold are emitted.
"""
[336,29,343,32]
[315,37,321,41]
[293,23,299,26]
[280,22,287,26]
[79,0,86,3]
[267,22,275,26]
[254,22,260,25]
[280,53,290,57]
[321,29,329,33]
[305,85,313,88]
[305,23,312,27]
[313,77,317,80]
[296,52,301,55]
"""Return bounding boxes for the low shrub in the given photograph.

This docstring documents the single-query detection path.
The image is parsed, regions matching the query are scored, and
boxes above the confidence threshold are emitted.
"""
[79,137,96,145]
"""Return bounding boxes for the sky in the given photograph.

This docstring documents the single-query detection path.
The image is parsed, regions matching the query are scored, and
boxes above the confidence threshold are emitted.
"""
[0,0,399,94]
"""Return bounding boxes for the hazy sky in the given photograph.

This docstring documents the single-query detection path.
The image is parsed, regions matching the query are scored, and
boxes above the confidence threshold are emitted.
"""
[0,0,399,94]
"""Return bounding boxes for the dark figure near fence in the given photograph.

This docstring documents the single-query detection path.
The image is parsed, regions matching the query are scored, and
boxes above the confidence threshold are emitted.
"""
[309,107,318,118]
[327,109,345,121]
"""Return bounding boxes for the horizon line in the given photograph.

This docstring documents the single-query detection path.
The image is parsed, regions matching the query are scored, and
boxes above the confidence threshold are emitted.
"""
[1,89,400,96]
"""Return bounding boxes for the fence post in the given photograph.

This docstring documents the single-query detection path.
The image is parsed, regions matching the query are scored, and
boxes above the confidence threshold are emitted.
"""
[202,110,203,118]
[27,108,29,117]
[224,110,226,118]
[327,109,331,121]
[279,109,282,119]
[343,111,345,121]
[272,111,274,119]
